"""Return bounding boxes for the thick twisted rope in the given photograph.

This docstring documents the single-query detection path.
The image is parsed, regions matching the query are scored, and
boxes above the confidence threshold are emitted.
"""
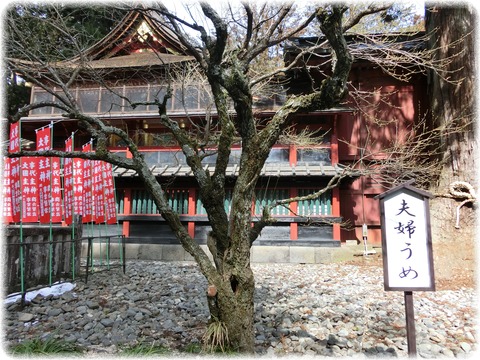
[448,181,476,229]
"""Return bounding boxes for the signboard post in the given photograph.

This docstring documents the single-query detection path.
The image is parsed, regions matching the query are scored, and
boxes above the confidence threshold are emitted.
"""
[376,180,435,357]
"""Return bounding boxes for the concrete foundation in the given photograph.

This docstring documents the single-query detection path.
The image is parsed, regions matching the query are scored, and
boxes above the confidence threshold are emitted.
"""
[81,241,381,264]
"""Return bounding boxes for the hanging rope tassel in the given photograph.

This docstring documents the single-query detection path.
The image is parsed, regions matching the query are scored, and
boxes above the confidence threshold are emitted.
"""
[448,181,476,229]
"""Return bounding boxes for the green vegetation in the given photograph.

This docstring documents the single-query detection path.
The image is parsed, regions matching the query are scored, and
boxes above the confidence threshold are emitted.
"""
[8,336,240,356]
[9,337,84,355]
[202,320,233,353]
[119,342,171,356]
[183,342,203,354]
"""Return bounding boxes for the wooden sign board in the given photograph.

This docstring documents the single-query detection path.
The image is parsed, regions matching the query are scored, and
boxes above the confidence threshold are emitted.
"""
[376,180,435,292]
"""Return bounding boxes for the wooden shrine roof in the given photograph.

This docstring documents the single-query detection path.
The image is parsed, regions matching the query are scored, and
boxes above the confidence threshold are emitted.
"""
[112,163,353,178]
[70,10,192,63]
[85,52,194,69]
[8,9,194,73]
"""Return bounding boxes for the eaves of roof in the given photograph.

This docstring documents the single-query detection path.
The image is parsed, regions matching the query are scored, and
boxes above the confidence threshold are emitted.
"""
[112,162,357,178]
[8,51,194,74]
[285,31,427,54]
[84,51,194,69]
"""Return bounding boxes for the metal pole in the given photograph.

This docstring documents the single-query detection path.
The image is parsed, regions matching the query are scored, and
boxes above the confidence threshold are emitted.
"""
[85,237,92,284]
[71,218,76,280]
[122,235,126,274]
[18,123,25,302]
[404,291,417,357]
[106,235,110,270]
[48,122,54,285]
[20,242,26,307]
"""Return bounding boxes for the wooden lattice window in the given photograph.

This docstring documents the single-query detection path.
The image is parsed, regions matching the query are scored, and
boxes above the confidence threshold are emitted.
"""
[130,189,189,214]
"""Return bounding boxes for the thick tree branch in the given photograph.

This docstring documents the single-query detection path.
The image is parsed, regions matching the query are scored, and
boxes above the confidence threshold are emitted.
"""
[342,4,392,31]
[131,154,220,283]
[8,101,70,122]
[241,2,254,51]
[145,5,208,69]
[200,2,228,66]
[250,41,328,87]
[256,4,353,156]
[7,149,135,169]
[8,59,75,111]
[245,9,317,64]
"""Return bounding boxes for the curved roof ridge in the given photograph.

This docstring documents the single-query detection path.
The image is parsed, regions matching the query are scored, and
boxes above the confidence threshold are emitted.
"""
[70,9,191,63]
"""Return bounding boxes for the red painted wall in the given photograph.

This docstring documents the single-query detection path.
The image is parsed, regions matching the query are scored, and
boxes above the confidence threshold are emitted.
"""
[338,69,423,244]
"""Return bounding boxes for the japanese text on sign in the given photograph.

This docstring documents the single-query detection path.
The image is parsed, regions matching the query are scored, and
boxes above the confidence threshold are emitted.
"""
[382,190,434,290]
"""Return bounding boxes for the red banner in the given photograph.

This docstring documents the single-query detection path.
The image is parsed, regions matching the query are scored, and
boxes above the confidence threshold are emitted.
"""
[8,121,20,153]
[37,126,51,223]
[4,124,117,225]
[36,124,63,223]
[102,162,117,224]
[51,158,63,222]
[63,136,74,225]
[82,142,93,223]
[64,135,84,225]
[3,158,13,222]
[92,160,105,224]
[21,157,39,222]
[8,122,21,222]
[4,124,118,225]
[73,157,83,217]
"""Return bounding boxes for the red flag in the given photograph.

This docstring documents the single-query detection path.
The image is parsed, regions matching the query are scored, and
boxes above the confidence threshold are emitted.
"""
[36,125,51,223]
[21,157,39,222]
[9,122,21,222]
[73,157,83,217]
[8,121,20,153]
[82,142,93,223]
[63,136,74,225]
[92,160,105,224]
[102,162,117,224]
[2,158,13,223]
[50,158,63,222]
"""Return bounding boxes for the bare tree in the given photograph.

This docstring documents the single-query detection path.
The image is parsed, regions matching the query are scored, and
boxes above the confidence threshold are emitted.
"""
[5,2,458,352]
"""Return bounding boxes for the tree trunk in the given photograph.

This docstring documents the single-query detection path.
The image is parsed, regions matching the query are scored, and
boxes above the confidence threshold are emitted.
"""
[206,263,256,352]
[426,6,477,285]
[205,173,258,352]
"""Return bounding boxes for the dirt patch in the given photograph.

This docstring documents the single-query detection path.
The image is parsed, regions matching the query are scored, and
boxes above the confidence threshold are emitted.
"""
[428,197,477,291]
[343,246,476,291]
[432,240,476,290]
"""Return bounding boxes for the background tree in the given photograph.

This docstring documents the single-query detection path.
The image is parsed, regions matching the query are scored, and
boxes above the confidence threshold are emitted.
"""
[425,5,476,285]
[4,4,127,117]
[345,3,424,34]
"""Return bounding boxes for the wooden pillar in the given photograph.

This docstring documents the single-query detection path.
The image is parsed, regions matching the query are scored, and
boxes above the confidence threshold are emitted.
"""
[124,147,133,237]
[331,115,340,241]
[331,115,339,165]
[405,291,417,357]
[289,144,298,240]
[289,144,297,166]
[122,189,131,237]
[290,188,298,240]
[188,188,196,238]
[332,187,341,241]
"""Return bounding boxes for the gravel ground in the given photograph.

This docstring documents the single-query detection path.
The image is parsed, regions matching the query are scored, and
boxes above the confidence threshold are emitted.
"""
[3,260,477,357]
